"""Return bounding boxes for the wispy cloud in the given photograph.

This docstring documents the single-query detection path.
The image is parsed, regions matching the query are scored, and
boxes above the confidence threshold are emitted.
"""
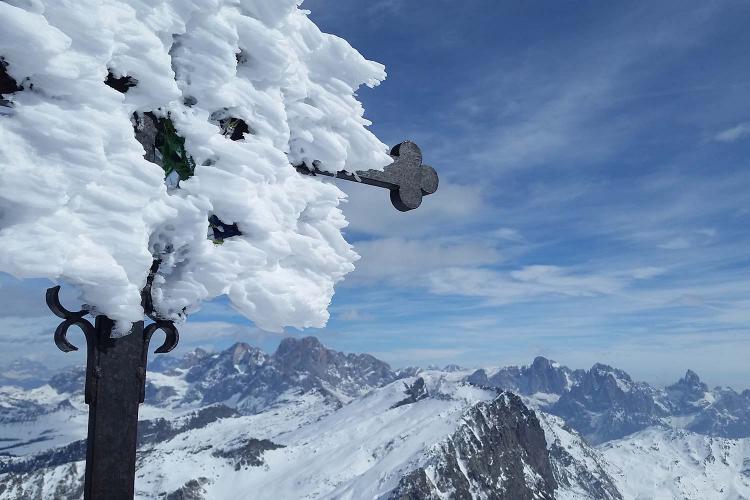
[714,122,750,143]
[428,265,626,303]
[347,235,503,286]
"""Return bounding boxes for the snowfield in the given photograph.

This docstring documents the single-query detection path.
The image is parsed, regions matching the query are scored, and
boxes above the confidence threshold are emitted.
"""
[132,373,495,500]
[601,428,750,500]
[0,0,391,332]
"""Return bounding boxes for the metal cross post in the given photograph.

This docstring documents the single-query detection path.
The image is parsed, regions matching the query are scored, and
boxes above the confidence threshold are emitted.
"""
[45,143,438,499]
[45,262,178,500]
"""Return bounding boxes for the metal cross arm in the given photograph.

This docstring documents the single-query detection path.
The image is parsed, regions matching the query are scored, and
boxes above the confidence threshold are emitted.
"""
[296,141,439,212]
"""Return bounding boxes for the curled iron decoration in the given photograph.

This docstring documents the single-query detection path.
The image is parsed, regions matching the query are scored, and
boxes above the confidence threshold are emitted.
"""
[46,285,95,353]
[46,285,100,404]
[47,260,180,364]
[144,321,180,355]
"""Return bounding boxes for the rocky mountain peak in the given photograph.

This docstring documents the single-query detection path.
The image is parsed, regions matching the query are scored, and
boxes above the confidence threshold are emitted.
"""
[228,342,266,368]
[549,363,666,443]
[273,336,328,367]
[531,356,553,369]
[525,356,573,395]
[590,363,630,380]
[230,342,251,359]
[169,337,399,412]
[674,369,708,391]
[390,392,556,499]
[467,356,581,396]
[183,347,210,366]
[665,369,711,417]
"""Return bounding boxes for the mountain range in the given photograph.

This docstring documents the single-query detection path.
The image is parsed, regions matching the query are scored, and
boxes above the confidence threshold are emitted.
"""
[1,337,748,499]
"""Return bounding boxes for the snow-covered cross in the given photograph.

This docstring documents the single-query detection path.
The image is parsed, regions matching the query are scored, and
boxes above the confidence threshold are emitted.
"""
[0,2,440,498]
[297,141,439,212]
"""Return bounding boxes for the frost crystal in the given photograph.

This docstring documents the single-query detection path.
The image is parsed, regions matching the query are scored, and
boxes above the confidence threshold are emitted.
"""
[0,0,391,332]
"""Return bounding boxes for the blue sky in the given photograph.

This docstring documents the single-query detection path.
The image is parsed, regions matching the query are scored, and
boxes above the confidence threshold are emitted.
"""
[1,0,749,388]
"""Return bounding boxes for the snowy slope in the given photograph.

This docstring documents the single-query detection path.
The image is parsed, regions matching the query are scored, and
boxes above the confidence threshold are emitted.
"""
[539,412,622,500]
[0,372,498,499]
[134,373,493,500]
[601,428,750,500]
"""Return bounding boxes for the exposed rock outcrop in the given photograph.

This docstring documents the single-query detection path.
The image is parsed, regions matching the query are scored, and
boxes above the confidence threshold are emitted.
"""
[390,393,556,500]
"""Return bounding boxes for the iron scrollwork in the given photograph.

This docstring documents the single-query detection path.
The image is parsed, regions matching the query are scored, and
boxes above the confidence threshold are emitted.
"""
[45,262,180,406]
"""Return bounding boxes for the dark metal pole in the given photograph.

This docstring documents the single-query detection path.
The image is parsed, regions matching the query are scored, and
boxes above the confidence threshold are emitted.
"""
[82,318,145,500]
[46,284,178,500]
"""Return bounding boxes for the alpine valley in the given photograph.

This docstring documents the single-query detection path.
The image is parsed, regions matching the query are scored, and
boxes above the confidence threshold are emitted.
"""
[1,337,748,499]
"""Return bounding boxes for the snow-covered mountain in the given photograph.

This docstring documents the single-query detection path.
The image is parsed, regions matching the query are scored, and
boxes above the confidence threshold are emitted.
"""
[1,338,748,499]
[0,360,57,390]
[601,428,750,499]
[471,358,750,445]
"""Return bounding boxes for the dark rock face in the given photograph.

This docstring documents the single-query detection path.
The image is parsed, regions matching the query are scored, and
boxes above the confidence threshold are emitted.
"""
[473,360,750,443]
[137,405,239,450]
[550,364,667,444]
[0,440,86,475]
[182,337,397,413]
[211,438,284,470]
[4,337,399,425]
[273,336,395,391]
[390,393,556,500]
[391,377,429,409]
[549,445,621,499]
[688,389,750,438]
[545,418,622,500]
[165,478,210,500]
[442,364,465,373]
[664,371,750,439]
[48,367,85,395]
[0,396,51,425]
[665,369,710,415]
[144,382,178,404]
[0,462,83,500]
[0,58,21,104]
[467,357,583,396]
[525,357,582,395]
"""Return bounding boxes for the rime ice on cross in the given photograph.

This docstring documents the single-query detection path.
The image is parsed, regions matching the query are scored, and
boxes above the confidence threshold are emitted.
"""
[297,141,439,212]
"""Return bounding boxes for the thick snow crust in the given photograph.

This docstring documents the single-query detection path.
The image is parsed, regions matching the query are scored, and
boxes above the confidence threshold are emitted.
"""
[0,0,391,332]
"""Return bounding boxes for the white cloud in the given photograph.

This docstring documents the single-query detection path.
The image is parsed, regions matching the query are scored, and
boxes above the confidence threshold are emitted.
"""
[337,309,373,322]
[714,122,750,143]
[341,181,486,238]
[657,237,692,250]
[492,227,525,242]
[631,267,666,280]
[656,229,717,250]
[347,236,503,285]
[429,265,625,303]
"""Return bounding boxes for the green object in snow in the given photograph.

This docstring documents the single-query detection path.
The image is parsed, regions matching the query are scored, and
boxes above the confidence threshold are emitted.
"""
[158,117,195,181]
